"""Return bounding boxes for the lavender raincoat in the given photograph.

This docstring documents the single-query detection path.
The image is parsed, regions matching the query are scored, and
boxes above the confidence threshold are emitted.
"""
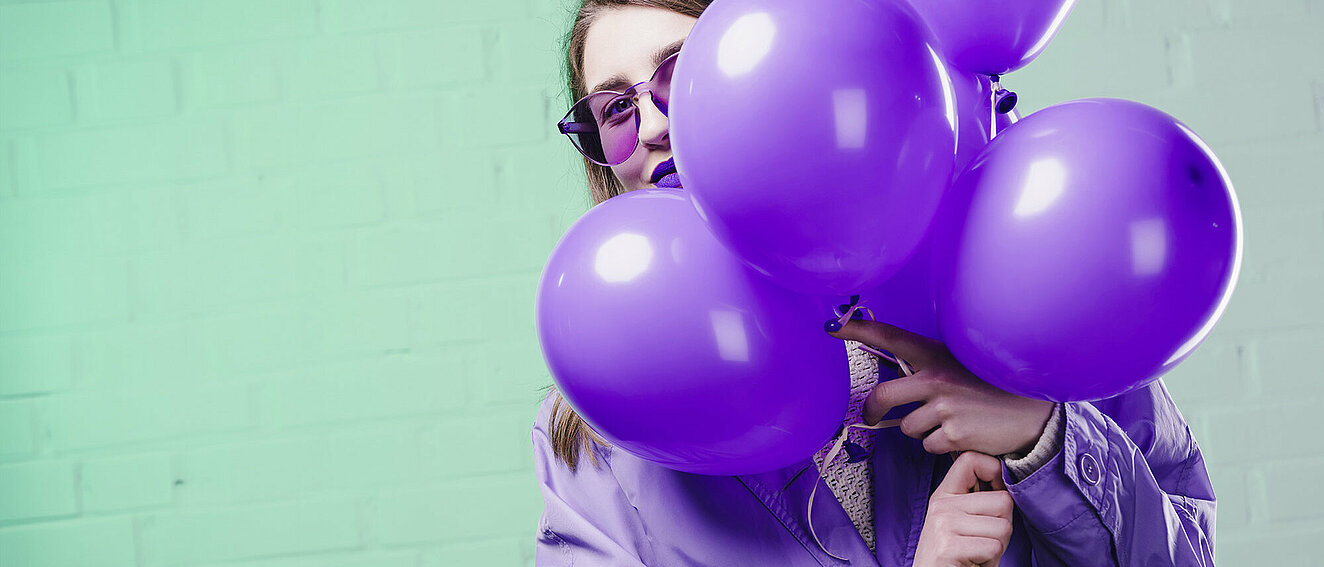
[531,365,1217,566]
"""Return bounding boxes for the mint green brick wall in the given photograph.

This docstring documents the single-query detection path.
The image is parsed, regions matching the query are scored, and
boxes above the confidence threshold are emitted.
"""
[0,0,1317,566]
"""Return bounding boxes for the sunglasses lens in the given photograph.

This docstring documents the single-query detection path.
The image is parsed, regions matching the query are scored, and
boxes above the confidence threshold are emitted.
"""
[652,55,677,116]
[566,91,640,166]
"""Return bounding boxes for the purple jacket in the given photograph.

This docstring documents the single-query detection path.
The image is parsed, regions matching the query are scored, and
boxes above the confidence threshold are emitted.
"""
[531,372,1217,566]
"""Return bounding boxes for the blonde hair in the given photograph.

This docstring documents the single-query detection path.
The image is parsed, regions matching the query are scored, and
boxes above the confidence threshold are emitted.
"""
[547,0,711,472]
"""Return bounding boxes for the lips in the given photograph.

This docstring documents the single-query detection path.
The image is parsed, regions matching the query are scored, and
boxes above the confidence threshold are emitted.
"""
[650,158,677,184]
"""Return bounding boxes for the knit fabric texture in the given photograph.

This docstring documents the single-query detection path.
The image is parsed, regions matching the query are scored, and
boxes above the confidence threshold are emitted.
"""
[811,339,879,552]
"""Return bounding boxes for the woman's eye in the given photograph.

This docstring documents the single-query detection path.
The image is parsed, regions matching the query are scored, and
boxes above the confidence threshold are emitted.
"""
[603,97,633,120]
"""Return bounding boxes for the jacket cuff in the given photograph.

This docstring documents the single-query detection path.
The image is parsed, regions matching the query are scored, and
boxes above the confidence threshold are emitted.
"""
[1001,401,1118,536]
[1001,403,1065,483]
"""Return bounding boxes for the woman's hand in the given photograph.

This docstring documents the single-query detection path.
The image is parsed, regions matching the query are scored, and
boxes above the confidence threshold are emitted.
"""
[828,319,1055,456]
[914,451,1014,567]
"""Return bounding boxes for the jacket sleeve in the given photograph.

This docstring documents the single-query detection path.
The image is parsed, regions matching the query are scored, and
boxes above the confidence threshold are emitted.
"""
[1001,378,1217,566]
[531,399,651,566]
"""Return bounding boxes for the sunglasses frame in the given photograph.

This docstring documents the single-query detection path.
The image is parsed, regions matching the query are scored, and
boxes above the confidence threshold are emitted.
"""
[557,51,680,167]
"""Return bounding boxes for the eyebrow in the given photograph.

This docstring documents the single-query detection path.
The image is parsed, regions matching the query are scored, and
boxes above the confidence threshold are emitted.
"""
[589,38,685,94]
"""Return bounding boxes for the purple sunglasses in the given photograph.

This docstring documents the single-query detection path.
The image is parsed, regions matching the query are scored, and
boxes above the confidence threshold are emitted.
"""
[558,52,679,167]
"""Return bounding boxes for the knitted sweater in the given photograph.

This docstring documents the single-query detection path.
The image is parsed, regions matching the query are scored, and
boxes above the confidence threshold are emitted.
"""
[813,340,1065,552]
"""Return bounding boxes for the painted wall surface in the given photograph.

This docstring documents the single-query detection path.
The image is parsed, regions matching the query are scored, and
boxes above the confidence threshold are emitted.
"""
[0,0,1319,565]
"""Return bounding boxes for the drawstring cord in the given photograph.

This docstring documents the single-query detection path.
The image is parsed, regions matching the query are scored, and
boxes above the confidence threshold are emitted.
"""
[808,300,916,561]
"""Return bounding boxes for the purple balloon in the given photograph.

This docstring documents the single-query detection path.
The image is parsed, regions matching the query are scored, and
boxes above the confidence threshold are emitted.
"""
[907,0,1077,76]
[935,98,1243,402]
[536,190,848,475]
[670,0,957,297]
[856,68,1016,340]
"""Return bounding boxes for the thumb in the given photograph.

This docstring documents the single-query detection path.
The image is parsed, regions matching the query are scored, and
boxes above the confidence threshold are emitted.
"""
[935,451,1005,497]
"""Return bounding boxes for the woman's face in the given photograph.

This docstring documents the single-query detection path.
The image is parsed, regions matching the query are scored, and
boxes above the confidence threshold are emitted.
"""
[581,6,698,193]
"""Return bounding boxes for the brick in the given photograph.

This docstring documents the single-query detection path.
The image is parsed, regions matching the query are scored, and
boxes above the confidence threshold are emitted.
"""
[0,192,135,259]
[194,551,420,567]
[0,334,74,395]
[402,148,501,214]
[0,1,114,62]
[442,87,548,148]
[1214,137,1324,209]
[347,216,551,288]
[37,116,228,190]
[430,538,524,567]
[283,37,382,99]
[1185,29,1324,94]
[187,46,281,107]
[195,303,311,375]
[72,58,177,122]
[138,0,317,49]
[72,320,215,390]
[1253,330,1324,396]
[4,137,38,195]
[133,242,301,317]
[1011,29,1169,105]
[419,410,532,479]
[1106,0,1220,31]
[472,339,557,408]
[379,27,487,89]
[0,139,14,196]
[413,274,540,345]
[0,461,77,522]
[1217,272,1324,332]
[493,142,590,214]
[1159,337,1244,406]
[256,351,467,428]
[123,184,185,252]
[1150,82,1318,147]
[232,96,442,169]
[493,19,564,84]
[1207,0,1316,28]
[0,518,135,567]
[1203,399,1324,464]
[0,66,73,131]
[44,383,252,450]
[1217,527,1324,567]
[0,254,131,332]
[1207,464,1249,530]
[179,177,286,239]
[0,401,36,461]
[1263,457,1324,522]
[139,498,360,565]
[260,162,387,230]
[297,290,414,358]
[81,452,175,512]
[370,474,540,545]
[323,0,522,32]
[1238,204,1324,280]
[177,429,420,506]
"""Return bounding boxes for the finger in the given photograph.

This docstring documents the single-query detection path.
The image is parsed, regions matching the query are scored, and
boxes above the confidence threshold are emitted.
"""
[955,535,1007,567]
[948,514,1013,543]
[935,451,1004,496]
[828,319,944,370]
[863,374,937,425]
[922,428,956,455]
[945,491,1015,519]
[896,401,943,440]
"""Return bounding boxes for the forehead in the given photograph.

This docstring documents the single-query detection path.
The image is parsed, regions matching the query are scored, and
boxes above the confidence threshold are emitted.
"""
[582,6,698,90]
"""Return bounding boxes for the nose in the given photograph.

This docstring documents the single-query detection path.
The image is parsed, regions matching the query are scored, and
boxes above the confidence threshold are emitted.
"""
[636,91,669,148]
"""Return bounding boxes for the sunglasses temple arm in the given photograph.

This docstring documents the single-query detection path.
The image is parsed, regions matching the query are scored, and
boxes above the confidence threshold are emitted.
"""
[559,122,596,135]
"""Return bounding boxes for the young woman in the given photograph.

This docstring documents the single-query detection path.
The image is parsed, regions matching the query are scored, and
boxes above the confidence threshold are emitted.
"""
[532,1,1218,565]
